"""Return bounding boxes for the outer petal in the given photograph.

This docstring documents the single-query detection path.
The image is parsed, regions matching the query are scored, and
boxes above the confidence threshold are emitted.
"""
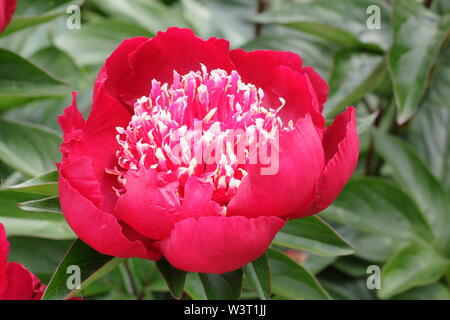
[156,216,285,273]
[0,223,9,296]
[115,170,222,240]
[0,0,16,33]
[228,115,325,218]
[59,157,161,260]
[115,168,181,240]
[105,27,234,108]
[230,49,327,126]
[59,86,131,212]
[299,107,359,217]
[0,263,38,300]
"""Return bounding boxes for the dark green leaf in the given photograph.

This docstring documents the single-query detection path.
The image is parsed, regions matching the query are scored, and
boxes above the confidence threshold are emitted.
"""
[5,170,58,196]
[199,270,243,300]
[42,239,124,300]
[55,19,151,67]
[0,49,69,109]
[7,237,72,283]
[1,0,85,37]
[18,197,61,214]
[0,190,74,240]
[255,0,392,50]
[0,119,61,177]
[181,0,256,47]
[380,241,448,299]
[357,110,379,135]
[243,253,271,300]
[322,177,433,241]
[268,249,331,300]
[319,270,376,300]
[325,50,385,118]
[408,45,450,192]
[155,257,187,299]
[273,216,355,257]
[184,273,207,300]
[241,28,337,78]
[91,0,187,33]
[387,0,450,123]
[373,131,450,256]
[391,283,450,300]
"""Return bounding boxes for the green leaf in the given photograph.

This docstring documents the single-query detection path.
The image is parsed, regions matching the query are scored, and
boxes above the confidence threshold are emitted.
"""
[55,19,151,67]
[5,171,58,196]
[0,49,69,109]
[1,0,85,37]
[380,241,448,299]
[184,273,207,300]
[254,0,392,51]
[30,46,89,89]
[0,190,75,240]
[199,270,243,300]
[408,45,450,192]
[273,216,355,257]
[155,257,187,299]
[7,237,72,283]
[391,283,450,300]
[321,177,433,241]
[91,0,187,33]
[387,0,450,124]
[18,197,61,214]
[373,131,450,256]
[243,253,271,300]
[42,239,124,300]
[318,271,376,300]
[0,119,61,177]
[334,225,407,263]
[268,249,331,300]
[357,110,379,135]
[181,0,256,47]
[324,50,385,118]
[240,28,337,78]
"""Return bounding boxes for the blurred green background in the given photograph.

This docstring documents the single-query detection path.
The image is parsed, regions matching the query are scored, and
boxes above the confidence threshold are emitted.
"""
[0,0,449,300]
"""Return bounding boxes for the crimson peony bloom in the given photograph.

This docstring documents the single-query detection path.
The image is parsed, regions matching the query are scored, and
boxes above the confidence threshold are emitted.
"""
[0,0,16,33]
[0,223,46,300]
[58,28,359,273]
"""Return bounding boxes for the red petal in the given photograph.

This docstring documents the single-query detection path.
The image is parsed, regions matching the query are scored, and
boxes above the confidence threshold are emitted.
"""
[105,27,234,108]
[156,216,285,273]
[59,158,161,260]
[300,107,359,217]
[0,223,9,296]
[0,0,16,33]
[59,85,131,212]
[230,49,327,125]
[0,263,36,300]
[228,115,324,218]
[115,168,181,240]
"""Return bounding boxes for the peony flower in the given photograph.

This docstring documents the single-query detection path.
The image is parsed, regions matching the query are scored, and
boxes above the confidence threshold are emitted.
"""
[0,223,46,300]
[0,0,16,33]
[58,27,359,274]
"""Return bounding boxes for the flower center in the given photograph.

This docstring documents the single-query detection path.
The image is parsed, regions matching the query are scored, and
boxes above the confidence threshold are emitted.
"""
[109,65,291,204]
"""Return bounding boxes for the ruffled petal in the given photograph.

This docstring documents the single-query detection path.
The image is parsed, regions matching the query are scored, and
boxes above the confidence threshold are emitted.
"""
[0,0,16,33]
[0,263,36,300]
[230,49,327,126]
[59,158,161,260]
[0,223,9,296]
[299,107,359,217]
[115,168,181,240]
[228,115,325,218]
[156,216,285,273]
[105,27,234,108]
[59,85,131,212]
